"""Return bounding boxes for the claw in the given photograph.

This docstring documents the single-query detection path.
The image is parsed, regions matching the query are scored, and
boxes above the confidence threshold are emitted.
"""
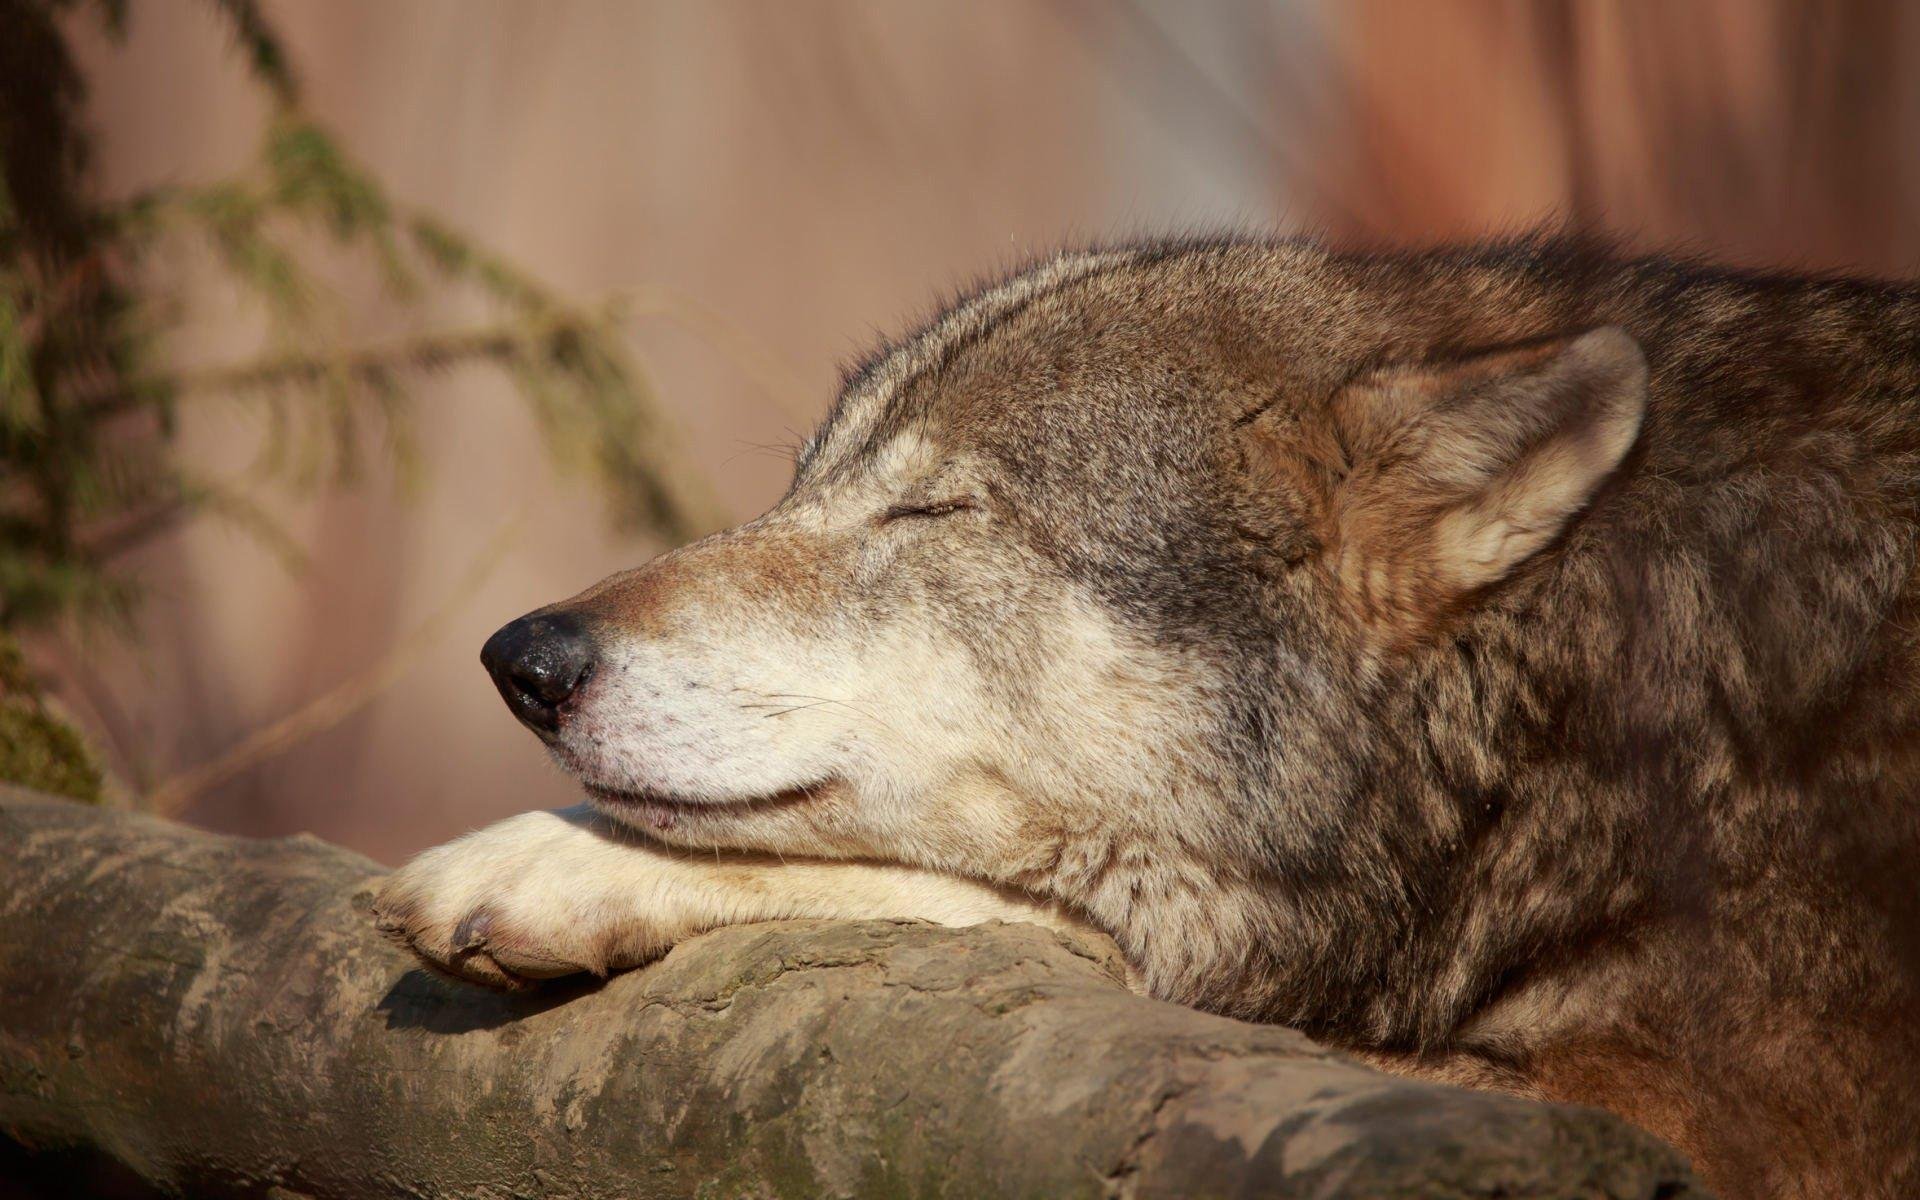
[451,909,494,952]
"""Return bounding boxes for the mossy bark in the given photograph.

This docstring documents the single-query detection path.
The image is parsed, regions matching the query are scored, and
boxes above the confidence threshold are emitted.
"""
[0,790,1703,1198]
[0,639,103,804]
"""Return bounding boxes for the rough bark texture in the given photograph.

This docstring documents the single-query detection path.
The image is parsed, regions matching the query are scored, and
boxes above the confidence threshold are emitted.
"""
[0,790,1703,1198]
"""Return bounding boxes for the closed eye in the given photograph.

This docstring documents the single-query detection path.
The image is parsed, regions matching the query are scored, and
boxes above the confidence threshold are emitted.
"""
[881,498,975,522]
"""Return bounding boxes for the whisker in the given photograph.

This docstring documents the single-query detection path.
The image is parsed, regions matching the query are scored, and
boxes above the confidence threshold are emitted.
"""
[731,687,905,739]
[762,692,903,738]
[719,441,803,469]
[757,701,839,719]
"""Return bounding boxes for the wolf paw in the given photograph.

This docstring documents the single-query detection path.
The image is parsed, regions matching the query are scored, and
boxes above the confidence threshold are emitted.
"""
[370,807,665,991]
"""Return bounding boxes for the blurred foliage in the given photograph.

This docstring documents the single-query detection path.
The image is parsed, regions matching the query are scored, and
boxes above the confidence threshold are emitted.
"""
[0,630,102,803]
[0,0,724,799]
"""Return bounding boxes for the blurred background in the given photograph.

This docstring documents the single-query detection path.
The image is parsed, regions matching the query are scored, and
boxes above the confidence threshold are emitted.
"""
[7,1,1918,864]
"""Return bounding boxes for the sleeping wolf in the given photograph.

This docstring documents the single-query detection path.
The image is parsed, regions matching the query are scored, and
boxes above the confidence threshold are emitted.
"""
[375,237,1920,1197]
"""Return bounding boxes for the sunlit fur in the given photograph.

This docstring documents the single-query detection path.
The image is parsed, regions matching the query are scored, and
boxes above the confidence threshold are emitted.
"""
[378,235,1920,1198]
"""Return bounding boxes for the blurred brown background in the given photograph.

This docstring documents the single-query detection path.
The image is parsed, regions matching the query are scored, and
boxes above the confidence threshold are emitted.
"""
[41,1,1920,863]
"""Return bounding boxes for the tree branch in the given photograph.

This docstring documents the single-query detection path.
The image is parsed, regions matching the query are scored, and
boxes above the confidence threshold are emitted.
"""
[0,790,1701,1199]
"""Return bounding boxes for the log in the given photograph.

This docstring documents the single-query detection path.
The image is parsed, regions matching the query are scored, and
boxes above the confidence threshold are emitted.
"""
[0,789,1703,1198]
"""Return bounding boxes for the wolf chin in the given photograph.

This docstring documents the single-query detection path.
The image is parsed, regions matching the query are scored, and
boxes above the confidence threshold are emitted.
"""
[375,236,1920,1198]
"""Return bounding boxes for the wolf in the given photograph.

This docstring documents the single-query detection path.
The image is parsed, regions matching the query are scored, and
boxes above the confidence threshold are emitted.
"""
[373,236,1920,1198]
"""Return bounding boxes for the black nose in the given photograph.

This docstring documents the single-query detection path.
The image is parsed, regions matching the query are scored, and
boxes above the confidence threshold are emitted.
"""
[480,611,597,734]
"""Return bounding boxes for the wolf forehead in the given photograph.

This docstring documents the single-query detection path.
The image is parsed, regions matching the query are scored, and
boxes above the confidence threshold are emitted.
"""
[795,242,1333,493]
[789,233,1599,505]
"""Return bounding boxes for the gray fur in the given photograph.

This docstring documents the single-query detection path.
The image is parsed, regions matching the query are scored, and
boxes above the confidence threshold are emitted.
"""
[383,235,1920,1198]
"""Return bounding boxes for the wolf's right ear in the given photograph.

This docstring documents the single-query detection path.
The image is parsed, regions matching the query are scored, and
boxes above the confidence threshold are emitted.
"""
[1312,326,1647,640]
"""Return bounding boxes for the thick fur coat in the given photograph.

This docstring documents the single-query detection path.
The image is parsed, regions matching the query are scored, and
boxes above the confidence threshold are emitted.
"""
[376,237,1920,1197]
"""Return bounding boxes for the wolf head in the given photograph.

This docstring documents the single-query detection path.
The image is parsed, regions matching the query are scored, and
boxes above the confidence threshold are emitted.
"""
[480,240,1648,1030]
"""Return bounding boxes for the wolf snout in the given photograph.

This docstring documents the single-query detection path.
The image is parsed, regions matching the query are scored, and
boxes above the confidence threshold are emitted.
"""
[481,610,597,734]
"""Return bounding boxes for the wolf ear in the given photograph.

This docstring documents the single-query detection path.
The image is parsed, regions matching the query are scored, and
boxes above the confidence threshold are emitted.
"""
[1324,326,1646,635]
